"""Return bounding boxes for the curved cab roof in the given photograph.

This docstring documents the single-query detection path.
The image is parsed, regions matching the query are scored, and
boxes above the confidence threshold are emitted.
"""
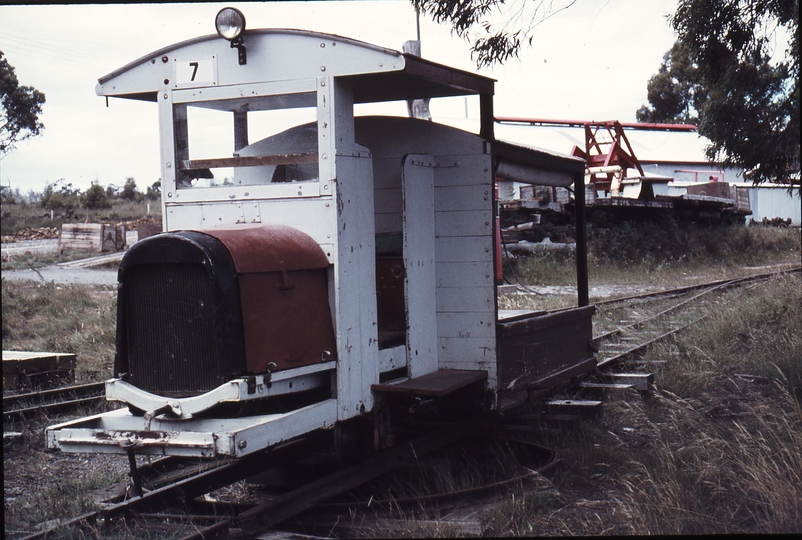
[96,29,495,104]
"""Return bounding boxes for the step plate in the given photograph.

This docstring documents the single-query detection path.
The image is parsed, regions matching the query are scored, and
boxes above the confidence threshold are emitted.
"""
[371,370,487,397]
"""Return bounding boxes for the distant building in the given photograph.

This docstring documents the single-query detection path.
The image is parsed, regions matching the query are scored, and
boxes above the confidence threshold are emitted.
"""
[492,118,800,226]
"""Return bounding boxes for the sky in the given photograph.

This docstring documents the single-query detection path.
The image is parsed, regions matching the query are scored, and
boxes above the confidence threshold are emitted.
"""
[0,0,680,195]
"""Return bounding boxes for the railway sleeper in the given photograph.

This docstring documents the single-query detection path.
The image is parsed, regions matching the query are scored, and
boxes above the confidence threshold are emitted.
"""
[600,373,655,392]
[579,381,636,393]
[544,399,604,420]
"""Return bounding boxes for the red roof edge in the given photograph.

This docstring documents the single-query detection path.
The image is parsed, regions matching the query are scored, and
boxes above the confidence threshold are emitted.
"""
[495,117,697,132]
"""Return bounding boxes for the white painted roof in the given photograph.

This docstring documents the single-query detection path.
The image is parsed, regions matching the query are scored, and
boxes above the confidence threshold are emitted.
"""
[494,122,713,164]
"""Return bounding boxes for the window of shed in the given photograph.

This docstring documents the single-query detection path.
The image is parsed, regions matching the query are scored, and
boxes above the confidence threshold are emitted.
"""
[175,92,319,190]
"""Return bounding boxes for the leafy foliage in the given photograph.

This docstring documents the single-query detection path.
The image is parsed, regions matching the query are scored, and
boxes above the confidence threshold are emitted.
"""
[119,177,143,202]
[40,179,80,211]
[636,42,701,125]
[0,51,45,155]
[81,183,112,209]
[0,185,20,204]
[146,180,161,201]
[412,0,577,67]
[640,0,799,184]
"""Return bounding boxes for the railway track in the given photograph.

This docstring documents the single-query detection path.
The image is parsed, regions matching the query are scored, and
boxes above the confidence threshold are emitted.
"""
[12,266,798,539]
[17,419,502,539]
[3,382,106,422]
[592,266,800,369]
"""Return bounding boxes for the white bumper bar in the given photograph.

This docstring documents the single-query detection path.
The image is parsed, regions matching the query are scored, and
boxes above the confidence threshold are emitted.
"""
[45,399,337,458]
[106,362,334,419]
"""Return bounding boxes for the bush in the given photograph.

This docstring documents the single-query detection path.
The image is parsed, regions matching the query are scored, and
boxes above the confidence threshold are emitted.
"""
[40,179,80,211]
[81,183,112,209]
[119,177,143,202]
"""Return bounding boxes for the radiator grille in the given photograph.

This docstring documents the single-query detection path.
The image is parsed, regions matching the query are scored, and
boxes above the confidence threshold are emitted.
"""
[124,262,219,396]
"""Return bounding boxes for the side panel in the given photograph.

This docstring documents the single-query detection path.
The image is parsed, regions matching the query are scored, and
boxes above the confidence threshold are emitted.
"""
[333,154,379,420]
[239,270,337,373]
[496,305,596,392]
[433,153,497,393]
[402,155,438,378]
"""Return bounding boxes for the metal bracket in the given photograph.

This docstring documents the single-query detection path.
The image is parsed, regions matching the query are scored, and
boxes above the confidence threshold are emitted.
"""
[406,158,460,168]
[231,38,247,65]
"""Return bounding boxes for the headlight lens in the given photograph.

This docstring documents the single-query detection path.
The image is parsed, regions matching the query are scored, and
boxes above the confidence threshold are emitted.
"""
[215,7,246,41]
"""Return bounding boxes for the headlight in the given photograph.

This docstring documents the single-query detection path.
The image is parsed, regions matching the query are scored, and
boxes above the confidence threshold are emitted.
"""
[215,7,246,41]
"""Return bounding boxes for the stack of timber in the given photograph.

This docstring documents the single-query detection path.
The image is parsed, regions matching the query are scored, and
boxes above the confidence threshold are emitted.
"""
[59,223,126,253]
[0,227,60,243]
[2,351,77,391]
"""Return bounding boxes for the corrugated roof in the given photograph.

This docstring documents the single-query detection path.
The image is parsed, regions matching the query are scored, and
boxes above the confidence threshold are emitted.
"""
[494,122,714,164]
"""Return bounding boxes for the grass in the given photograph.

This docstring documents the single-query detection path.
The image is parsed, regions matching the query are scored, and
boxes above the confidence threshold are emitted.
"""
[1,249,114,271]
[653,273,802,400]
[346,273,802,537]
[1,279,117,383]
[4,468,126,533]
[1,198,161,238]
[504,222,800,289]
[495,273,802,536]
[2,218,800,537]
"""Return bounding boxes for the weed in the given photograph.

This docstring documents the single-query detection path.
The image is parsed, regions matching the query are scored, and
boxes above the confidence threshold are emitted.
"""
[1,198,160,237]
[506,223,801,290]
[1,249,111,271]
[2,279,117,381]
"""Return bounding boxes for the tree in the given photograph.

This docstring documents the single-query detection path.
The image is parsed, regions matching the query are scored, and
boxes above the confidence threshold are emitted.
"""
[411,0,577,67]
[106,184,120,199]
[636,42,702,125]
[0,185,20,204]
[41,179,80,211]
[640,0,799,184]
[119,177,143,201]
[1,51,46,155]
[146,180,161,201]
[82,183,112,209]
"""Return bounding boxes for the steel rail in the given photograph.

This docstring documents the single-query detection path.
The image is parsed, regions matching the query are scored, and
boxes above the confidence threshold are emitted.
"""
[593,267,799,366]
[3,382,106,421]
[14,434,327,540]
[594,283,725,342]
[4,396,106,422]
[314,438,559,510]
[597,314,709,369]
[100,431,329,520]
[3,381,105,408]
[177,416,494,539]
[593,265,800,308]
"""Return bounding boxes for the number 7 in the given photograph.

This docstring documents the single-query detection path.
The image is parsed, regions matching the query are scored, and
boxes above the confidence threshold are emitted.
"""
[189,62,199,81]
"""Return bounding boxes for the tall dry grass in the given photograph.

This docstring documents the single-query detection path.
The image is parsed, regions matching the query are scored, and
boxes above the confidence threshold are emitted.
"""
[517,273,802,536]
[506,223,801,288]
[1,279,117,381]
[1,197,161,237]
[595,382,802,534]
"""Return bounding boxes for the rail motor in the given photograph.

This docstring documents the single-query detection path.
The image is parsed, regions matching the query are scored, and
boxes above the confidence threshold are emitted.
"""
[47,8,596,461]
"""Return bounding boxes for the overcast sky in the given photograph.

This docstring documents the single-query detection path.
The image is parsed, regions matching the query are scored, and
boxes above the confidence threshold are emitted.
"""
[0,0,679,194]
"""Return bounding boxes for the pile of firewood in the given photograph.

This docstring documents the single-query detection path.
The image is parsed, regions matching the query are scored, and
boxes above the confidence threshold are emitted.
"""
[1,227,59,244]
[116,217,159,231]
[1,218,160,245]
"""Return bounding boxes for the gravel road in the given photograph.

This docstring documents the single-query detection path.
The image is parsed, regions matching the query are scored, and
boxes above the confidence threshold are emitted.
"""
[2,238,122,286]
[0,239,60,257]
[1,265,118,286]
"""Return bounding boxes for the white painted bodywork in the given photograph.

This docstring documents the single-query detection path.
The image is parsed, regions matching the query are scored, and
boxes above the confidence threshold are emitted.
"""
[47,26,588,458]
[46,399,337,458]
[105,362,335,419]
